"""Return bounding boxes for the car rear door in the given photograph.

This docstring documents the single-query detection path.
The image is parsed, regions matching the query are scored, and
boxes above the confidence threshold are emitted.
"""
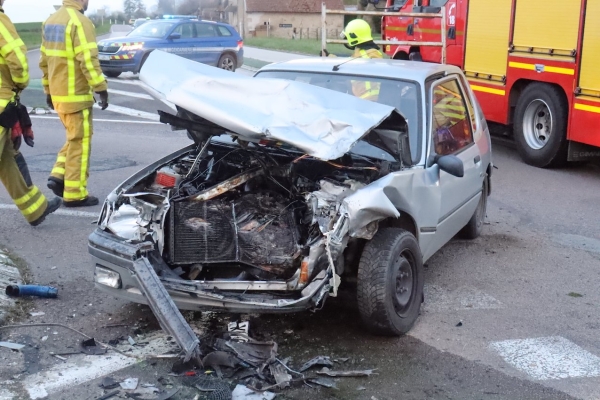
[428,76,483,247]
[194,22,222,66]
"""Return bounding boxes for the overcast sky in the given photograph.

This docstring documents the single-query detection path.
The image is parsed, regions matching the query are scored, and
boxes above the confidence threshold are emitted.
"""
[4,0,157,23]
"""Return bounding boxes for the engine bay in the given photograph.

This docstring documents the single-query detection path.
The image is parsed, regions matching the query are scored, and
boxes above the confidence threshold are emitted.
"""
[101,139,399,291]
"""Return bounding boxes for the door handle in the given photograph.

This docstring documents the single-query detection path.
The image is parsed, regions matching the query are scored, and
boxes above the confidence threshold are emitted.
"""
[474,155,481,164]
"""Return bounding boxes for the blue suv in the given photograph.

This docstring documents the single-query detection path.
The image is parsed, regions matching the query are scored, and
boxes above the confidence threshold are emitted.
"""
[98,18,244,77]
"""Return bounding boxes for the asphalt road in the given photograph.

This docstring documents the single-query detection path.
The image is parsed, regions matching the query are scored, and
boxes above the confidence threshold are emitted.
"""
[1,52,599,399]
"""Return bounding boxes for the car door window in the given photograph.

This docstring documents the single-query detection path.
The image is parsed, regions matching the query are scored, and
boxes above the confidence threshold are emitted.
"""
[174,23,195,39]
[196,23,217,38]
[431,79,474,156]
[217,26,232,36]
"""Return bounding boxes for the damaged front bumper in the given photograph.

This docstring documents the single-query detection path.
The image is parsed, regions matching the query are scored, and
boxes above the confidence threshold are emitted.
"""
[88,229,332,314]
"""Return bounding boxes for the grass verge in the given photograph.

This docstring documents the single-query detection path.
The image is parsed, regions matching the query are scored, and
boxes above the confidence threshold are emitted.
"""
[15,22,113,49]
[243,58,271,70]
[245,37,352,57]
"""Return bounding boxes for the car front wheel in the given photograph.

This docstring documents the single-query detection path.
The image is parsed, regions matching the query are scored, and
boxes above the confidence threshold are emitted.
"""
[357,228,424,336]
[218,53,236,72]
[103,71,121,78]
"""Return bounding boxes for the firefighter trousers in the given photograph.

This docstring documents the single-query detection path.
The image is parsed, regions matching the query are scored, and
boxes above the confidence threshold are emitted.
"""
[50,108,93,202]
[0,127,48,223]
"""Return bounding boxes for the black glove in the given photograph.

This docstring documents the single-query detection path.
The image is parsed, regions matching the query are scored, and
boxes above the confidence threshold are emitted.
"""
[320,49,330,57]
[96,90,109,110]
[46,94,54,110]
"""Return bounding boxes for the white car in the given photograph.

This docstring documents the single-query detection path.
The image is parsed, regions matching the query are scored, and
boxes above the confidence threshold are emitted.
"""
[89,52,492,337]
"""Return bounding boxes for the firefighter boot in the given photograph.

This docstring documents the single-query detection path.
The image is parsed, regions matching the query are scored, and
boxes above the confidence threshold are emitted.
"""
[63,195,99,208]
[29,197,62,227]
[47,177,64,197]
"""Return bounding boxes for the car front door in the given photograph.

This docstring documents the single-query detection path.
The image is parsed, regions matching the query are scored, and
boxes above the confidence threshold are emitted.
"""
[427,76,483,249]
[194,22,222,66]
[169,22,197,61]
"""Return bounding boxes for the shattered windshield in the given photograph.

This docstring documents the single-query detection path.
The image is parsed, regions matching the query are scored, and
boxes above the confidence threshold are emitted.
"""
[129,21,176,38]
[255,70,421,162]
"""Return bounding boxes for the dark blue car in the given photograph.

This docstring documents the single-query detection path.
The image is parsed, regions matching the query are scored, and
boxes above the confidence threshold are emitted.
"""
[98,18,244,77]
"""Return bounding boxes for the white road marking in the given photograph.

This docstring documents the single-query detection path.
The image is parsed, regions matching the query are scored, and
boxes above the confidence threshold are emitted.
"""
[93,103,160,121]
[107,88,154,100]
[30,115,162,125]
[0,204,99,219]
[490,336,600,380]
[423,284,504,312]
[0,333,176,399]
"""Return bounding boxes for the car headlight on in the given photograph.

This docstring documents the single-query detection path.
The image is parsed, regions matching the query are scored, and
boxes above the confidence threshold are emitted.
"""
[121,43,144,51]
[94,265,122,288]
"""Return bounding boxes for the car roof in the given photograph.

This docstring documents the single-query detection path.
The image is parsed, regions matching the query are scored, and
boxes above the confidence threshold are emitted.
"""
[258,58,463,83]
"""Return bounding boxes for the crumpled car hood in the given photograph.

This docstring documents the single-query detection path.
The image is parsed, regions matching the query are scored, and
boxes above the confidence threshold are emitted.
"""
[140,50,405,161]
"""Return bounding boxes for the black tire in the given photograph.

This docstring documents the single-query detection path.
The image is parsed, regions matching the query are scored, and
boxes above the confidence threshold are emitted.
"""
[513,83,568,168]
[357,228,424,336]
[459,175,488,239]
[218,53,236,72]
[103,71,121,78]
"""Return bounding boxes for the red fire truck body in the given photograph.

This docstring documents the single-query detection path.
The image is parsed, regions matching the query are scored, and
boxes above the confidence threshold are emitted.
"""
[381,0,600,167]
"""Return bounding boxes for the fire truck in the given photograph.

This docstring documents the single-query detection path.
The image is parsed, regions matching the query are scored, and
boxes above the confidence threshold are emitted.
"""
[378,0,600,167]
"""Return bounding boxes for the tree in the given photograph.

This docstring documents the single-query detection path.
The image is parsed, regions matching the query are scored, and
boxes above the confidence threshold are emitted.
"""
[176,0,200,15]
[157,0,175,15]
[123,0,136,18]
[133,0,147,18]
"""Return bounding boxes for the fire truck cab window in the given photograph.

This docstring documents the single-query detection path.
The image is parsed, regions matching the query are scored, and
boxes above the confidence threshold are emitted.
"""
[428,0,450,7]
[431,79,473,156]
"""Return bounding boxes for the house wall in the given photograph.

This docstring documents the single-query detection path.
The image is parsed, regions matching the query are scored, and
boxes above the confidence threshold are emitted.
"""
[246,12,344,39]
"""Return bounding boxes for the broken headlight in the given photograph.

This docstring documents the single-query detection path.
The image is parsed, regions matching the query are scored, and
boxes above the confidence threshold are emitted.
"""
[94,265,122,289]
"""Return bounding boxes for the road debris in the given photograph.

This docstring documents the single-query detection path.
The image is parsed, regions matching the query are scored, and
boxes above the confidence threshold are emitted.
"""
[269,362,292,389]
[128,336,137,346]
[456,321,463,327]
[228,321,250,342]
[30,311,45,317]
[53,354,67,361]
[100,377,120,390]
[317,367,377,377]
[307,377,338,389]
[5,284,58,298]
[82,337,107,355]
[299,356,334,372]
[97,389,120,400]
[232,384,275,400]
[203,351,238,369]
[195,377,232,400]
[0,341,25,350]
[119,377,139,390]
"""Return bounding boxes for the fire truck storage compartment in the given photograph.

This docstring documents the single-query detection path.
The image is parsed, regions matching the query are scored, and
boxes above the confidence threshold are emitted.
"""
[512,0,580,56]
[463,0,511,80]
[579,0,600,93]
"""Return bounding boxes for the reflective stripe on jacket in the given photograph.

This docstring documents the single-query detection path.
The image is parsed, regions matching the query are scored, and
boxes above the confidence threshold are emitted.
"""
[0,7,29,108]
[40,0,107,114]
[351,48,383,100]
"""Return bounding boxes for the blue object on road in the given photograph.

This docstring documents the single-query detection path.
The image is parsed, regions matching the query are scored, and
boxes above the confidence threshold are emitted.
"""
[6,284,58,298]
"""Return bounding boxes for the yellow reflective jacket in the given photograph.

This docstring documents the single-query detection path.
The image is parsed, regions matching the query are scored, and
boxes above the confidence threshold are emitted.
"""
[351,47,383,101]
[0,7,29,108]
[40,0,107,114]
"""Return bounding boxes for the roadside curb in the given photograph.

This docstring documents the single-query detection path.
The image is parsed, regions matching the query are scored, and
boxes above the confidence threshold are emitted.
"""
[0,248,24,325]
[241,65,259,72]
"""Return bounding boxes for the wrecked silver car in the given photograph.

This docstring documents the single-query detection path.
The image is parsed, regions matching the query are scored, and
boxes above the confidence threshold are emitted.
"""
[89,51,492,337]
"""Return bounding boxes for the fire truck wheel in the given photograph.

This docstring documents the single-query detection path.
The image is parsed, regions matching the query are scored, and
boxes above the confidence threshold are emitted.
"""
[514,83,568,167]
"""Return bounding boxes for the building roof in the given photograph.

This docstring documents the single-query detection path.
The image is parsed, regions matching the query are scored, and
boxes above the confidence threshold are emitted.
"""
[246,0,345,13]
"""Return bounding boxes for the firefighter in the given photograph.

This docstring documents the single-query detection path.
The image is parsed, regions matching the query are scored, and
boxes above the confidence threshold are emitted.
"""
[41,0,109,207]
[321,19,383,101]
[0,0,61,226]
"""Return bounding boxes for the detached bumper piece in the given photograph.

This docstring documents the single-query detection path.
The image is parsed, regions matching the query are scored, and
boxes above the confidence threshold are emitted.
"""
[132,257,200,362]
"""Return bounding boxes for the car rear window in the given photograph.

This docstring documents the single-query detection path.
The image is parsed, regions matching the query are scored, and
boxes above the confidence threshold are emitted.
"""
[196,23,217,37]
[218,26,232,36]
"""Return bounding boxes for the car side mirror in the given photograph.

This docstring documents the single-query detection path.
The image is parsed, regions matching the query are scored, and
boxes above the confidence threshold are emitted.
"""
[169,32,182,40]
[436,154,464,177]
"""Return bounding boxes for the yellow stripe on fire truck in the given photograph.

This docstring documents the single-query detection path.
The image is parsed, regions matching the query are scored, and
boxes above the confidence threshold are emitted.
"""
[508,61,574,76]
